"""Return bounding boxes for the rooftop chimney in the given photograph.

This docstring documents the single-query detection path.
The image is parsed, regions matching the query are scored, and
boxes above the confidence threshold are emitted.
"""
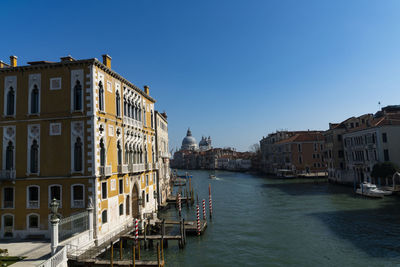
[10,56,17,67]
[144,85,149,95]
[60,55,76,62]
[102,54,112,69]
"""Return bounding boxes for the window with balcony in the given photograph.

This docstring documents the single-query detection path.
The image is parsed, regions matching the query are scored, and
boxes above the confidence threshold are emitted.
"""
[72,184,84,208]
[384,149,390,161]
[101,210,107,224]
[6,87,14,116]
[382,133,387,143]
[30,85,39,114]
[117,141,122,166]
[5,141,14,170]
[102,182,107,199]
[99,81,104,111]
[28,214,39,229]
[3,187,14,209]
[127,102,131,117]
[119,204,123,216]
[116,91,121,117]
[100,139,105,167]
[73,80,82,111]
[49,185,61,207]
[119,179,123,194]
[27,186,39,209]
[30,140,39,174]
[74,137,83,172]
[126,196,130,215]
[151,111,154,128]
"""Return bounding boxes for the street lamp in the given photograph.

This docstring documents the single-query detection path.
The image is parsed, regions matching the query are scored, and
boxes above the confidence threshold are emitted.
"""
[50,198,59,220]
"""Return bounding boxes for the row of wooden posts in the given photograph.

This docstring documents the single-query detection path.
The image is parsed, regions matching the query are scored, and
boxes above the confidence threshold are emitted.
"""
[109,239,165,267]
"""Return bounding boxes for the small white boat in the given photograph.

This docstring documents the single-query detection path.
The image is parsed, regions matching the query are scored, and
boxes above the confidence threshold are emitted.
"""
[276,169,296,178]
[356,182,390,198]
[209,174,216,179]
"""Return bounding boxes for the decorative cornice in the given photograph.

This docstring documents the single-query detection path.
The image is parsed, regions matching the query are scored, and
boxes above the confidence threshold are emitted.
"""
[0,58,156,103]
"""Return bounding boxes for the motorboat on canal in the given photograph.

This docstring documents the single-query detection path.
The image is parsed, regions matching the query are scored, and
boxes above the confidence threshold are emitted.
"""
[209,174,216,179]
[276,169,296,178]
[356,182,392,198]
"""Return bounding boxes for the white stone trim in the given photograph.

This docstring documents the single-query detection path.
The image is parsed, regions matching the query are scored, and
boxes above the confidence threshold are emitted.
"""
[2,126,15,171]
[50,77,62,90]
[1,213,14,238]
[71,121,84,174]
[28,73,41,115]
[26,212,40,230]
[71,184,85,208]
[48,184,62,208]
[71,69,84,112]
[26,185,40,209]
[3,76,17,117]
[27,124,40,175]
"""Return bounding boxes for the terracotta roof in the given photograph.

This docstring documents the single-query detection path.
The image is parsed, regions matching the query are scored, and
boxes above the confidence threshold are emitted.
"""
[275,132,325,144]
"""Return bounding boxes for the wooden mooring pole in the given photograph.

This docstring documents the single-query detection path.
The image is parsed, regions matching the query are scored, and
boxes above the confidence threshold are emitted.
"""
[110,241,114,267]
[132,242,136,267]
[138,240,141,260]
[157,242,161,267]
[120,240,123,260]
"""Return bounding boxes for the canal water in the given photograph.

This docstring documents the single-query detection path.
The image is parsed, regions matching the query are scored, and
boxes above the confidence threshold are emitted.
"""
[116,170,400,266]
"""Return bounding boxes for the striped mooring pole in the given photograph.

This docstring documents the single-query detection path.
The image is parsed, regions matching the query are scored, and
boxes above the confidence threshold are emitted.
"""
[178,193,182,217]
[196,204,200,236]
[202,199,206,220]
[209,184,213,219]
[135,219,138,243]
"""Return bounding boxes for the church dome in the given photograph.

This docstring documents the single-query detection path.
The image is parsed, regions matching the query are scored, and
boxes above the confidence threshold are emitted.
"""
[181,128,198,150]
[199,137,208,146]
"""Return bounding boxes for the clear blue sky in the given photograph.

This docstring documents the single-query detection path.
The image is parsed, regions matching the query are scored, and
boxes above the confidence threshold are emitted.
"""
[2,0,400,151]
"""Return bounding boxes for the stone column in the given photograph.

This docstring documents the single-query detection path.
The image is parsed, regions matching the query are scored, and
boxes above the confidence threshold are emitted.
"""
[50,216,60,255]
[87,197,94,241]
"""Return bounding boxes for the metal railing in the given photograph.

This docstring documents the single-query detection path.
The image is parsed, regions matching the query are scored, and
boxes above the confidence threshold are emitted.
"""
[59,211,88,242]
[99,166,112,177]
[122,164,129,173]
[0,170,16,181]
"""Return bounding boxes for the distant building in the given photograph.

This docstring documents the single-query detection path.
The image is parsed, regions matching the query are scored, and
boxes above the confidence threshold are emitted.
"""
[181,128,198,151]
[342,112,400,185]
[260,131,326,175]
[199,136,212,151]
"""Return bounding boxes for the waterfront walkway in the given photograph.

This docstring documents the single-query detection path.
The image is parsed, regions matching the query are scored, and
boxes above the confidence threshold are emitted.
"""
[0,240,51,267]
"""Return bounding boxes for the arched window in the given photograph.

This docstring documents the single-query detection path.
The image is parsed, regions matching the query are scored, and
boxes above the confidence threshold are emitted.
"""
[6,141,14,170]
[74,137,83,171]
[49,185,61,207]
[100,138,105,167]
[138,107,142,122]
[74,80,82,111]
[28,214,39,228]
[152,149,155,163]
[99,81,104,111]
[30,140,39,173]
[31,85,39,114]
[124,144,129,165]
[71,184,84,208]
[117,141,122,165]
[126,196,130,215]
[127,102,131,117]
[131,104,134,119]
[143,109,146,126]
[129,147,133,165]
[145,149,148,163]
[101,210,107,224]
[116,91,121,117]
[119,204,123,216]
[151,111,154,128]
[123,98,127,116]
[6,87,14,116]
[135,106,138,120]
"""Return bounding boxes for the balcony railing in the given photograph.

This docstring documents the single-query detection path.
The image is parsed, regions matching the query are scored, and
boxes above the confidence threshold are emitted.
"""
[28,200,39,209]
[0,170,16,181]
[99,166,112,177]
[3,201,13,209]
[72,200,84,208]
[122,164,129,173]
[153,162,159,170]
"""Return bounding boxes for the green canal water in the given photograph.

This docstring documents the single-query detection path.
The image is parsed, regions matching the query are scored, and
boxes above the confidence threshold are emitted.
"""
[113,170,400,266]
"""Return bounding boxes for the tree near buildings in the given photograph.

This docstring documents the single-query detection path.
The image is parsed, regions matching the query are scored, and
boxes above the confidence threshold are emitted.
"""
[371,162,399,180]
